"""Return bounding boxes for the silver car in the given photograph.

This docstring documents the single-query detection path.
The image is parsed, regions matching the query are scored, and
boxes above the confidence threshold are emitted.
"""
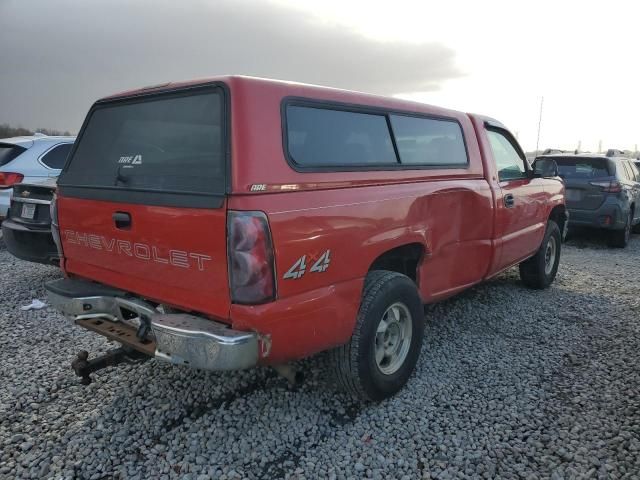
[0,134,75,218]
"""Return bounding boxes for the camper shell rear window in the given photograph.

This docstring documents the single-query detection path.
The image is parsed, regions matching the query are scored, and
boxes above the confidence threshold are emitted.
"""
[59,84,228,208]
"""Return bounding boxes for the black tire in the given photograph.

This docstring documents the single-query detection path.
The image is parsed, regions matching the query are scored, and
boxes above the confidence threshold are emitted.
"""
[608,211,631,248]
[329,271,424,401]
[519,220,561,289]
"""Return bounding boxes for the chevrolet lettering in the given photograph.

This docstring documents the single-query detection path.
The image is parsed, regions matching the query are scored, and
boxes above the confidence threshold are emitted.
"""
[62,230,212,270]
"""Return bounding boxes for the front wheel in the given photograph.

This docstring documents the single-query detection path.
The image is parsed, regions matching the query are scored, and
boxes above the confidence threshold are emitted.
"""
[519,220,561,289]
[329,271,424,401]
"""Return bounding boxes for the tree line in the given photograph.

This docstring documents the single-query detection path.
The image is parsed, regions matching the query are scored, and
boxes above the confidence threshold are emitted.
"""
[0,123,73,138]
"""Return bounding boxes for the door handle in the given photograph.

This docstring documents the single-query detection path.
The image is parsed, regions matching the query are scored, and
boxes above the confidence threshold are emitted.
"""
[113,211,131,229]
[504,194,515,208]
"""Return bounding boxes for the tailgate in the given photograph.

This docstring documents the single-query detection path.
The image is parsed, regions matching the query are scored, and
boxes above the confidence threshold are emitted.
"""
[564,179,607,210]
[59,196,230,318]
[556,157,611,210]
[10,182,54,227]
[56,83,231,320]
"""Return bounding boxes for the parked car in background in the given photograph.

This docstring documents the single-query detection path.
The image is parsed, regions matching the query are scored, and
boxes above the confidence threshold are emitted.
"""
[542,148,574,155]
[2,179,59,265]
[536,152,640,247]
[0,135,75,220]
[45,76,566,399]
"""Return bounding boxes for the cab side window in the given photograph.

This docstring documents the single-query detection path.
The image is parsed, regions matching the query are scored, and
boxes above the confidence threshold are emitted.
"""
[487,130,527,181]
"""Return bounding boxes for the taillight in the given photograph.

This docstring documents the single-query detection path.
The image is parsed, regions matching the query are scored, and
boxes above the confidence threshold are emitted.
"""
[228,211,276,304]
[0,172,24,189]
[50,193,63,257]
[589,180,622,193]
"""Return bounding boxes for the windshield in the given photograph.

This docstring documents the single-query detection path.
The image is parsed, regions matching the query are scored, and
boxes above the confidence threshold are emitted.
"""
[62,87,226,197]
[547,157,611,179]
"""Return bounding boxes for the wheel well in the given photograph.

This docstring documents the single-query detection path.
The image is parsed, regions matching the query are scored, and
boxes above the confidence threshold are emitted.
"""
[368,243,424,283]
[549,205,567,233]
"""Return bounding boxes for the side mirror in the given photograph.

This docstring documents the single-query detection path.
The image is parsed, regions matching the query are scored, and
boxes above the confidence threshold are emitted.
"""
[533,158,559,178]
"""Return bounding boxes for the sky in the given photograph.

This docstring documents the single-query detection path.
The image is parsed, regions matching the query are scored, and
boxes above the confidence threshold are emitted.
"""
[1,0,638,152]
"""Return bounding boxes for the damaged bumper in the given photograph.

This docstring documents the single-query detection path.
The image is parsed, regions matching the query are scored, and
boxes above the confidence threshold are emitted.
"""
[45,278,259,371]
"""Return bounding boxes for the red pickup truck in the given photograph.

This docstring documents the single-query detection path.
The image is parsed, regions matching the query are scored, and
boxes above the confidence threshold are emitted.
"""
[46,76,566,400]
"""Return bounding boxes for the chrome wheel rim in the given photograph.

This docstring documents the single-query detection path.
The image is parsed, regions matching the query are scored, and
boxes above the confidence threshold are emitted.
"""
[375,302,413,375]
[544,236,557,275]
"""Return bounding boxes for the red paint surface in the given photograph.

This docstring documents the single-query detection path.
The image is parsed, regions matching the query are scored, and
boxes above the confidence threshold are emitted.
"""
[59,76,565,364]
[58,197,231,318]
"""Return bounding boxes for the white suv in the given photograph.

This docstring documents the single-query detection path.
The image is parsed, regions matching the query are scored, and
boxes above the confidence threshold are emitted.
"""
[0,134,75,218]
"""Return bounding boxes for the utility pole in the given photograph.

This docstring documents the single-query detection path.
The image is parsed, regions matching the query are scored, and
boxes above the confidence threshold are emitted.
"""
[598,140,602,153]
[535,96,544,154]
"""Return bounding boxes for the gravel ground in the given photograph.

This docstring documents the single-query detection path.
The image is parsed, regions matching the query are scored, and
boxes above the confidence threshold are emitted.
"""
[1,232,639,480]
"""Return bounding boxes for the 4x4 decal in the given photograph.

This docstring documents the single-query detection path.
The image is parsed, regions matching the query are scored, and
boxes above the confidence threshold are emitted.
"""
[309,250,331,273]
[283,250,331,280]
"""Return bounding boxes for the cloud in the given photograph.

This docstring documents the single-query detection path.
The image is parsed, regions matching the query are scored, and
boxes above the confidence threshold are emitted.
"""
[0,0,461,132]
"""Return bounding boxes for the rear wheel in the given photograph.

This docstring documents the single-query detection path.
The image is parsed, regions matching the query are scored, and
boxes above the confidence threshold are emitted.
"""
[519,220,561,289]
[330,271,424,401]
[609,211,631,248]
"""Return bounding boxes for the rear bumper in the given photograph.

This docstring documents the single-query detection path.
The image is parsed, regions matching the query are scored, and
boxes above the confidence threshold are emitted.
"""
[567,203,626,230]
[1,219,59,265]
[45,278,259,371]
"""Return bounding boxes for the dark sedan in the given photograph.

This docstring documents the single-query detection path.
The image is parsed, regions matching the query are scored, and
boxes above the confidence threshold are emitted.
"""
[2,179,59,265]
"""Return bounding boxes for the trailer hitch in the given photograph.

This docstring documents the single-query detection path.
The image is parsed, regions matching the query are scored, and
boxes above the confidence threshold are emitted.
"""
[71,347,149,385]
[272,364,305,389]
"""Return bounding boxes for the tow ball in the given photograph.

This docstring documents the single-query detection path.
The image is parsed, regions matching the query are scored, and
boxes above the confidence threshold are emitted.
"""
[71,347,149,385]
[272,364,305,388]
